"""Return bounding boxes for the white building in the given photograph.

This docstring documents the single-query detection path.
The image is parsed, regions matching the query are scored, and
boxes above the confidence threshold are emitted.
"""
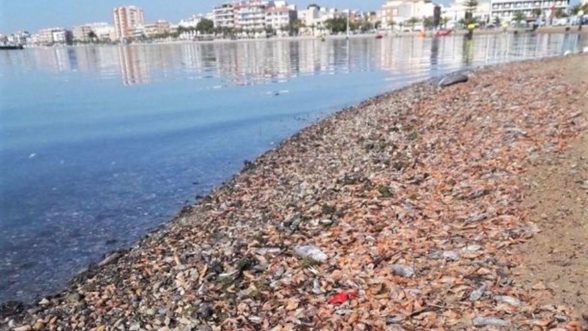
[297,5,339,35]
[179,15,205,29]
[213,3,236,29]
[3,31,31,45]
[73,25,93,42]
[379,0,437,29]
[443,0,491,26]
[52,30,70,43]
[72,23,115,42]
[89,23,116,41]
[265,1,297,35]
[235,0,269,34]
[142,20,171,37]
[113,6,145,40]
[35,27,72,45]
[490,0,569,21]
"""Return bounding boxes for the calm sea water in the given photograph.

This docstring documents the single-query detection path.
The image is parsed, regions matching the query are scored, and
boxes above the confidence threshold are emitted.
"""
[0,33,586,303]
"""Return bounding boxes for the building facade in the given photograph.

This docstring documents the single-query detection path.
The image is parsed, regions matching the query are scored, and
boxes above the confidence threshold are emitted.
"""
[213,3,236,29]
[89,23,115,41]
[113,6,145,40]
[235,1,269,33]
[490,0,569,20]
[2,31,31,46]
[73,25,93,42]
[443,0,491,26]
[297,5,339,35]
[73,23,115,42]
[143,20,171,37]
[35,28,72,45]
[265,1,297,34]
[179,15,205,29]
[379,0,437,28]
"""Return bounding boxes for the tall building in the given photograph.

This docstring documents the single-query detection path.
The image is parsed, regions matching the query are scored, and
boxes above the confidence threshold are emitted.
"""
[113,6,145,40]
[235,0,268,33]
[490,0,569,20]
[213,3,236,29]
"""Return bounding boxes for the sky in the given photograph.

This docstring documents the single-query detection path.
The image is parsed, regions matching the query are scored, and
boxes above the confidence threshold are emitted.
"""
[0,0,386,33]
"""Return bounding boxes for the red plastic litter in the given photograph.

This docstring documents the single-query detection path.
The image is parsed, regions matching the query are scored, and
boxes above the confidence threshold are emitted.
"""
[327,291,358,305]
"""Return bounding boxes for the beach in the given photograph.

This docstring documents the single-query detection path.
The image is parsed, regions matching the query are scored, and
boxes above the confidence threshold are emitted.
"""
[2,54,587,330]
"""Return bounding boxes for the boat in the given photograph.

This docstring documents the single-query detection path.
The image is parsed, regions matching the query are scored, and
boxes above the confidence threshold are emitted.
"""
[0,44,24,50]
[435,29,453,37]
[375,34,384,39]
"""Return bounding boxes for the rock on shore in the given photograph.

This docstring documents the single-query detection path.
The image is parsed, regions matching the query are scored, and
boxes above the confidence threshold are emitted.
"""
[2,55,587,330]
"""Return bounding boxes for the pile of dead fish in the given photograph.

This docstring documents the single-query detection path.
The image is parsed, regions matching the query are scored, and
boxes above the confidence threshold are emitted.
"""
[2,57,587,330]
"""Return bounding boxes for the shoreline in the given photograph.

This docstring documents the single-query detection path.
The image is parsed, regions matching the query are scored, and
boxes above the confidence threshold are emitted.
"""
[24,27,588,49]
[2,54,588,330]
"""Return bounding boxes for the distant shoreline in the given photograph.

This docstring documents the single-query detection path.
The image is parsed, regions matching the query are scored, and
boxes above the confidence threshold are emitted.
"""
[22,27,588,49]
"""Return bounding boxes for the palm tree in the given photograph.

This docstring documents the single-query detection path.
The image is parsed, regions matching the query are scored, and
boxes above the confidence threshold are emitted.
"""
[464,0,479,24]
[388,20,396,31]
[493,16,501,26]
[288,19,303,36]
[423,16,435,29]
[407,17,420,31]
[441,17,450,28]
[88,31,98,43]
[532,8,542,18]
[513,11,526,26]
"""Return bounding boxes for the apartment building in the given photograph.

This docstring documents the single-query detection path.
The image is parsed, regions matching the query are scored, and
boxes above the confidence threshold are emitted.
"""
[235,1,269,32]
[1,31,31,45]
[490,0,569,20]
[36,28,72,45]
[89,23,116,41]
[379,0,436,27]
[212,0,298,36]
[73,25,93,42]
[143,20,171,37]
[213,3,236,29]
[442,0,491,26]
[73,23,116,42]
[179,15,205,29]
[113,6,145,40]
[265,1,297,33]
[297,5,339,35]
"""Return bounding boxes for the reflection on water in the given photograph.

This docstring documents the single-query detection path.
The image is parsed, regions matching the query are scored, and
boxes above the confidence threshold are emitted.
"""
[0,34,586,304]
[3,33,584,88]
